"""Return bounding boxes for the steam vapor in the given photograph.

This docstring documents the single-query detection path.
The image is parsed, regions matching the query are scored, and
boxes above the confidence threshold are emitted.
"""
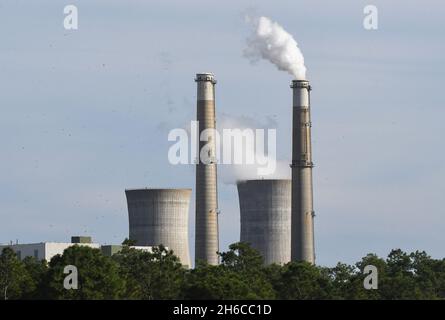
[218,113,290,185]
[244,16,307,80]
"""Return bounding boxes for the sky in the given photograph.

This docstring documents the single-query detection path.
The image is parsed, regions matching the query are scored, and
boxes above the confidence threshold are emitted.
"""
[0,0,444,267]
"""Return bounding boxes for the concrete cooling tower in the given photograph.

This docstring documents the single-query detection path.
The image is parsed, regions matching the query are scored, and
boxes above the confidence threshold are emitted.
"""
[237,179,291,265]
[125,188,191,267]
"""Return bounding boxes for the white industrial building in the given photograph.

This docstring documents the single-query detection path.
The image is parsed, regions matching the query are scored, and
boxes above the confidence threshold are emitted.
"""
[0,236,156,262]
[0,236,100,261]
[0,242,100,261]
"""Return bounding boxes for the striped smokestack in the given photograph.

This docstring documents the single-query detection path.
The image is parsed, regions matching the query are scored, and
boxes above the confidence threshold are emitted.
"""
[291,79,315,264]
[195,73,219,265]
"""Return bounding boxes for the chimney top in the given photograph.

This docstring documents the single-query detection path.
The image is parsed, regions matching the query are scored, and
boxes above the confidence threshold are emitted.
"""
[195,73,216,84]
[291,79,311,90]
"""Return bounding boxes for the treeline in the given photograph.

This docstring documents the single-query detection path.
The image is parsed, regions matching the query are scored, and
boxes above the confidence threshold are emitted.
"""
[1,242,445,300]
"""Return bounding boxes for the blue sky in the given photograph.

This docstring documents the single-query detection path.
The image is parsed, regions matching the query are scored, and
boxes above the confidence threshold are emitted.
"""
[0,0,444,266]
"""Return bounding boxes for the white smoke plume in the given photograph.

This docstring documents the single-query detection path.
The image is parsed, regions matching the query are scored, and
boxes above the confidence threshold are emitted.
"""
[244,16,307,80]
[218,113,290,185]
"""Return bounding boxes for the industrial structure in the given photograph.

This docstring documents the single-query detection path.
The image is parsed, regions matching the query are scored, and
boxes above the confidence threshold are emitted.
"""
[290,79,315,264]
[0,236,154,261]
[1,73,320,269]
[0,236,100,261]
[100,245,154,257]
[125,188,191,267]
[194,73,219,265]
[237,179,291,265]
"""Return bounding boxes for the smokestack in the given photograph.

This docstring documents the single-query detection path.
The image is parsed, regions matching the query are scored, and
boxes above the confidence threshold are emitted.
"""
[237,179,291,265]
[195,73,219,265]
[291,80,315,264]
[125,188,192,267]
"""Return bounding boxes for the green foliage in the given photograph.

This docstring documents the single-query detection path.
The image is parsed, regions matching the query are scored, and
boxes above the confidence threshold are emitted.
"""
[275,262,333,299]
[327,262,357,299]
[182,243,275,299]
[21,257,48,299]
[0,248,34,300]
[349,253,386,299]
[121,238,137,246]
[113,245,185,299]
[43,245,125,299]
[181,264,252,299]
[219,242,276,299]
[219,242,264,272]
[1,243,445,300]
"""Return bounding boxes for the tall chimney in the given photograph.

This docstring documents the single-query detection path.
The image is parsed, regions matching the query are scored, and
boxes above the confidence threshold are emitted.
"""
[195,73,219,265]
[291,79,315,264]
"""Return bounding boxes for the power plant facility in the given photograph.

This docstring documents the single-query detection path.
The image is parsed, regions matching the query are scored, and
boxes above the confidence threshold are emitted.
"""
[290,79,315,264]
[1,10,326,285]
[237,179,291,265]
[194,73,220,265]
[125,188,192,267]
[121,74,316,268]
[7,6,443,302]
[1,73,318,268]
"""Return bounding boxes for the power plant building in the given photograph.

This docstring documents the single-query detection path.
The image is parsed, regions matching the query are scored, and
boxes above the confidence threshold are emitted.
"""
[237,179,291,265]
[0,236,154,261]
[0,237,100,261]
[125,188,191,267]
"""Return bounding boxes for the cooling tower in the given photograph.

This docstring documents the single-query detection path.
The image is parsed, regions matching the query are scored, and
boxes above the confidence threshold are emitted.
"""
[125,188,191,267]
[237,179,291,265]
[195,73,219,265]
[291,79,315,264]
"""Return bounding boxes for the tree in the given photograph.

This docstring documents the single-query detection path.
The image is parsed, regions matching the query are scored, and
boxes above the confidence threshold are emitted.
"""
[276,261,332,299]
[263,263,283,295]
[409,251,438,299]
[21,256,48,299]
[219,242,264,272]
[121,238,137,246]
[378,249,416,299]
[182,243,276,300]
[326,263,356,299]
[423,257,445,299]
[219,242,276,299]
[113,245,185,299]
[347,253,386,299]
[43,245,125,299]
[181,264,251,299]
[0,248,33,300]
[3,242,445,300]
